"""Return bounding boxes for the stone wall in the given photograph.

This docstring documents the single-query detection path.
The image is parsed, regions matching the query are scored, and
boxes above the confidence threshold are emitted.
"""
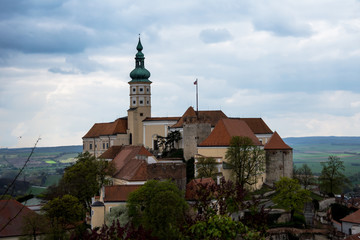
[147,162,187,191]
[266,228,332,240]
[265,149,293,185]
[183,116,211,160]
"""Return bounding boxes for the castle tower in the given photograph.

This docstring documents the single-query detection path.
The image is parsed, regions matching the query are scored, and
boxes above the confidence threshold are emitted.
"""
[127,38,152,145]
[264,131,293,185]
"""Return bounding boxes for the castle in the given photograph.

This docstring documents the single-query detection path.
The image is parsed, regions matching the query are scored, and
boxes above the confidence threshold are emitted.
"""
[83,38,293,186]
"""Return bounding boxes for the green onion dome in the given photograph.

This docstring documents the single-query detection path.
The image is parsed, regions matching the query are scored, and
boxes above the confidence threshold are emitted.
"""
[129,38,151,83]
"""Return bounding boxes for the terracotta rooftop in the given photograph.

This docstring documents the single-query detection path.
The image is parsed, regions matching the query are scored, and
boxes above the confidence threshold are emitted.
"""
[103,185,142,202]
[0,200,37,238]
[99,145,124,159]
[264,131,292,150]
[344,232,360,240]
[171,106,227,128]
[199,119,261,147]
[231,118,273,134]
[185,178,216,200]
[143,117,180,122]
[341,209,360,224]
[83,117,128,138]
[111,145,153,181]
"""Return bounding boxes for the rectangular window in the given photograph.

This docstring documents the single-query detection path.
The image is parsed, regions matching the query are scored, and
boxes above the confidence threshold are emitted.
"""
[140,113,143,116]
[140,88,143,92]
[106,143,109,148]
[133,100,136,105]
[140,100,143,104]
[147,88,149,92]
[103,143,105,149]
[133,88,136,92]
[89,143,93,150]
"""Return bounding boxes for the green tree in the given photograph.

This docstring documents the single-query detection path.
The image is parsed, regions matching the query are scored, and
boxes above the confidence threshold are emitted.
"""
[273,177,311,221]
[196,157,217,179]
[185,215,262,240]
[42,194,84,239]
[225,136,265,186]
[294,164,315,190]
[21,213,49,240]
[127,180,188,240]
[319,155,350,194]
[45,152,113,211]
[105,204,129,227]
[157,130,182,157]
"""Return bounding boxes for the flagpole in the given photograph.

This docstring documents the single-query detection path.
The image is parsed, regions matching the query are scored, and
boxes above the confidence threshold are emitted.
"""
[195,78,198,118]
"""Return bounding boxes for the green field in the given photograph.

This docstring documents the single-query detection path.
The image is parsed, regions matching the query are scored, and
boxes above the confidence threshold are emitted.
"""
[45,160,57,164]
[285,137,360,184]
[27,186,47,195]
[44,174,62,187]
[0,145,82,196]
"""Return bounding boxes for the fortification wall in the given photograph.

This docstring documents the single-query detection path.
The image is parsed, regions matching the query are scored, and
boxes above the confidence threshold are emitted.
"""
[183,116,211,160]
[265,149,293,184]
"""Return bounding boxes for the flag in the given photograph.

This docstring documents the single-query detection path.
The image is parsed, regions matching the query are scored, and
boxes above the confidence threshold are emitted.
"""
[194,79,197,85]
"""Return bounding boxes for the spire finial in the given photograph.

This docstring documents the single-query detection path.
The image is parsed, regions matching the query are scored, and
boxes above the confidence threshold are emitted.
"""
[136,35,143,51]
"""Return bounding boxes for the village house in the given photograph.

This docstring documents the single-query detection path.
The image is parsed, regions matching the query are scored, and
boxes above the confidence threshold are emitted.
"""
[0,200,40,240]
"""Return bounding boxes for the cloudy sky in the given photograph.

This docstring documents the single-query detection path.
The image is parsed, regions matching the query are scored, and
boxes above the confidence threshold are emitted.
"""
[1,0,360,148]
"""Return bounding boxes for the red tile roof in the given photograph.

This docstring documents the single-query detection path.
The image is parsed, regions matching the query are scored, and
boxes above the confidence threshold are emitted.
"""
[111,145,153,181]
[231,118,273,134]
[171,106,227,128]
[99,145,124,159]
[103,185,142,202]
[185,178,216,200]
[199,119,261,147]
[344,233,360,240]
[0,200,37,238]
[341,209,360,224]
[264,131,292,150]
[83,117,128,138]
[143,117,180,122]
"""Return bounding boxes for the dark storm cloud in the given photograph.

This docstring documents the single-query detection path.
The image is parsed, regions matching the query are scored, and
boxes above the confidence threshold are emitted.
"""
[0,20,90,53]
[0,0,132,54]
[0,0,63,19]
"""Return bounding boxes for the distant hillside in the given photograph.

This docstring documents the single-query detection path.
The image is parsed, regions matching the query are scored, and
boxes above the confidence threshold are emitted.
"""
[283,137,360,183]
[0,145,83,154]
[0,145,83,196]
[284,136,360,146]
